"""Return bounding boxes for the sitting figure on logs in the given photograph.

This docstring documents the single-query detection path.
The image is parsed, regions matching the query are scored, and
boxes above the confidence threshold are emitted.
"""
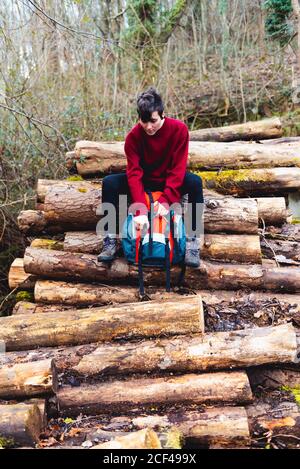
[97,87,204,268]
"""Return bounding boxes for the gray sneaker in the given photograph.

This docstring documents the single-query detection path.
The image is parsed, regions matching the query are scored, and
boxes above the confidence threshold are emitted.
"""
[185,236,200,268]
[97,235,117,262]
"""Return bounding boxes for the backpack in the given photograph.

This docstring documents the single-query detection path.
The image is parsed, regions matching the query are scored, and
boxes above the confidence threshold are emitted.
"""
[122,191,186,296]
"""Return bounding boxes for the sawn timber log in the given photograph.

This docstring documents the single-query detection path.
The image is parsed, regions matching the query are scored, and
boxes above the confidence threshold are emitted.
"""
[32,280,300,309]
[56,371,253,416]
[0,403,43,446]
[188,117,282,142]
[0,325,297,376]
[70,137,300,176]
[0,296,204,351]
[62,231,262,264]
[23,247,300,292]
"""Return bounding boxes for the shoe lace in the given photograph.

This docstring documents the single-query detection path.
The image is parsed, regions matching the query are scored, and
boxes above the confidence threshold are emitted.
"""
[103,236,112,249]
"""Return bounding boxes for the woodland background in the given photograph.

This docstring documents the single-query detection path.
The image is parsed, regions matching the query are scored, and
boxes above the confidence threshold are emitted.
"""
[1,0,300,314]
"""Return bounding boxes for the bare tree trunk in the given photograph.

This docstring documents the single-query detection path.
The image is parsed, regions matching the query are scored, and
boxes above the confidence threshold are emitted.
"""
[291,0,300,106]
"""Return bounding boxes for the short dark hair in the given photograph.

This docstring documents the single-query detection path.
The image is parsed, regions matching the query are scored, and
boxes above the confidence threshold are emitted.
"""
[137,87,164,122]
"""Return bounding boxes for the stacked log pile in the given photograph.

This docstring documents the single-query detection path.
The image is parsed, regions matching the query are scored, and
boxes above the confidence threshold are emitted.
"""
[2,117,300,449]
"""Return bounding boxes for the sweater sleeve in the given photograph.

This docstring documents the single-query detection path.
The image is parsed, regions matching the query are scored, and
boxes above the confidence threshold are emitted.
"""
[125,132,148,216]
[158,125,189,206]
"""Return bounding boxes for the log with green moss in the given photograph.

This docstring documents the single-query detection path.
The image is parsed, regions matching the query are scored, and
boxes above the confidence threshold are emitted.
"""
[196,167,300,196]
[30,239,64,251]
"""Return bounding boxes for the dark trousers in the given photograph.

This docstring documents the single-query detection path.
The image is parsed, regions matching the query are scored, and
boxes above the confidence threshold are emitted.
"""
[101,172,204,236]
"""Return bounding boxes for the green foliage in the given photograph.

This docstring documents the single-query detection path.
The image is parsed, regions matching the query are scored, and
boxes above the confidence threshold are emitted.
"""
[264,0,293,45]
[0,435,15,448]
[126,0,186,45]
[15,291,34,302]
[125,0,187,81]
[66,175,84,181]
[281,385,300,406]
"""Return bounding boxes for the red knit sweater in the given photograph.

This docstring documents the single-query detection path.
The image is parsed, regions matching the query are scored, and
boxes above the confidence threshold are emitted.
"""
[125,117,189,214]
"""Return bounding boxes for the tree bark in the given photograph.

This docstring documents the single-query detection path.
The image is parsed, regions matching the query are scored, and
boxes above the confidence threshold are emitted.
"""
[0,403,43,446]
[64,231,104,254]
[98,407,250,448]
[259,136,300,144]
[199,168,300,196]
[32,280,300,309]
[34,280,142,306]
[62,231,261,264]
[57,371,253,416]
[23,247,265,291]
[37,179,102,203]
[8,258,37,290]
[0,359,57,399]
[44,185,101,227]
[0,296,204,351]
[204,198,259,234]
[18,202,260,235]
[92,428,162,449]
[41,191,260,235]
[12,301,78,315]
[188,118,282,142]
[0,324,297,376]
[202,234,261,263]
[36,178,286,228]
[17,210,66,235]
[17,210,47,234]
[70,135,300,176]
[256,197,288,226]
[74,140,126,176]
[262,266,300,292]
[58,323,299,378]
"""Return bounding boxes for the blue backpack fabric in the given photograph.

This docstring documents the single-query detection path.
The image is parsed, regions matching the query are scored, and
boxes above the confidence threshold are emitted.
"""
[122,192,186,296]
